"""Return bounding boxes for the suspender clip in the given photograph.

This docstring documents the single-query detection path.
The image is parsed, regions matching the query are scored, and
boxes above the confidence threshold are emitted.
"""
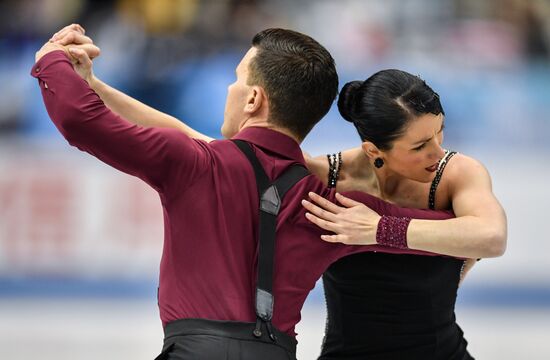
[253,318,263,338]
[266,321,277,342]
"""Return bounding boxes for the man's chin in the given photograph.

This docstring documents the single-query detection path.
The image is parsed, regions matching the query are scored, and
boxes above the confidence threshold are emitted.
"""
[220,125,228,138]
[220,128,230,139]
[221,125,237,139]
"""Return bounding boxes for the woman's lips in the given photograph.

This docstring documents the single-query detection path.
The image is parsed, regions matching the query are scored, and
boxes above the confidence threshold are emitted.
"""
[425,163,439,172]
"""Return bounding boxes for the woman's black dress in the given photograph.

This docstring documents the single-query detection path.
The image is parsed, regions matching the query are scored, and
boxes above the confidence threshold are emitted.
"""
[320,151,473,360]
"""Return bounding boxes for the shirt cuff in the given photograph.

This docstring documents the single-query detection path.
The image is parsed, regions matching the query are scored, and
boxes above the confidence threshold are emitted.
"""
[31,50,70,79]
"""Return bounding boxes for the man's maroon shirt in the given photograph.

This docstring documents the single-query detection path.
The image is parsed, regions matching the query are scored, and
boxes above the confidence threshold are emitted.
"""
[32,51,453,337]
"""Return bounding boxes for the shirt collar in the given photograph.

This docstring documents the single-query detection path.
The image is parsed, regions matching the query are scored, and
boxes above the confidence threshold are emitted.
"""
[232,127,306,165]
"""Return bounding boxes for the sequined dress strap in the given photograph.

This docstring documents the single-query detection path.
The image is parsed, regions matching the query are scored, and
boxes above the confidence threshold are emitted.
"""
[327,152,342,188]
[428,150,457,210]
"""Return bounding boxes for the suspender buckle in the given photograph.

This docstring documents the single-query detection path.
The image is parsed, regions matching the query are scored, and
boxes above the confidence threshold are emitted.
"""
[255,288,274,320]
[260,185,281,215]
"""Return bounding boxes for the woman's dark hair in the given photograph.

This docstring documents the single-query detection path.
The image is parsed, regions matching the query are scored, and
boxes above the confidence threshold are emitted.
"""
[249,28,339,140]
[338,69,444,150]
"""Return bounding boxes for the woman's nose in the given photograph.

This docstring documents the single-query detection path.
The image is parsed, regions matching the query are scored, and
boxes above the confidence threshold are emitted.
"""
[430,140,445,159]
[434,144,445,159]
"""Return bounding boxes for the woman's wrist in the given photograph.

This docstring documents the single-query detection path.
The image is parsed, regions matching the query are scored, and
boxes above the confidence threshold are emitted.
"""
[87,74,100,89]
[375,216,412,249]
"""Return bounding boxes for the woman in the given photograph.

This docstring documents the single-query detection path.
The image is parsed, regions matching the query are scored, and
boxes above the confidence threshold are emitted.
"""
[52,24,506,359]
[300,70,507,359]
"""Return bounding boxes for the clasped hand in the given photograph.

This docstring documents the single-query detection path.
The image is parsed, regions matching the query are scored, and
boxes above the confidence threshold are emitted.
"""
[35,24,99,84]
[301,192,381,245]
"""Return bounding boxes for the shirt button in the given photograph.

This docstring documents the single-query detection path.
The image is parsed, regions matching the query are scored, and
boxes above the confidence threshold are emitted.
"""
[35,67,40,72]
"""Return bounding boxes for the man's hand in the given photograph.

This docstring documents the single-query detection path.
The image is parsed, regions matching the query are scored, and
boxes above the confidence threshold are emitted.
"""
[35,41,67,62]
[50,23,87,41]
[301,192,381,245]
[52,24,100,84]
[36,24,100,85]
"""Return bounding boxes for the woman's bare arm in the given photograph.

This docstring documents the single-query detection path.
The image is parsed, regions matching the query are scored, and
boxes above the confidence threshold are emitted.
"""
[406,155,507,258]
[52,25,214,143]
[89,77,215,142]
[302,155,507,259]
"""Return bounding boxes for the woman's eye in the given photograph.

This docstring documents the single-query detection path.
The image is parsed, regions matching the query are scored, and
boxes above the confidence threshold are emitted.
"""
[413,143,427,151]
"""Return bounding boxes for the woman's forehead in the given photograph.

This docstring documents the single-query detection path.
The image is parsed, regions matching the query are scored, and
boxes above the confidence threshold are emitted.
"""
[393,113,444,146]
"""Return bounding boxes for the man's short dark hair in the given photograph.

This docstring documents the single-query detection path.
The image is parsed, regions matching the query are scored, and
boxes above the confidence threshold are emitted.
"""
[249,28,339,140]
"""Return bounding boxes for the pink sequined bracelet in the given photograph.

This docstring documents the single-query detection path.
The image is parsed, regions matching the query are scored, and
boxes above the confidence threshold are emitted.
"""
[375,216,412,249]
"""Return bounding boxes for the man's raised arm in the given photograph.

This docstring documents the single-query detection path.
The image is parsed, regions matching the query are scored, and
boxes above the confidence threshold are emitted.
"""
[33,43,210,193]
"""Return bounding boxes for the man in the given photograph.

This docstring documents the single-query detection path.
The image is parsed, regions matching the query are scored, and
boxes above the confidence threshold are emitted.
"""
[34,26,459,359]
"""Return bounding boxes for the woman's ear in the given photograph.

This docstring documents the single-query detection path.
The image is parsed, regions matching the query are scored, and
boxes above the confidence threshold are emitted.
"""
[361,141,381,160]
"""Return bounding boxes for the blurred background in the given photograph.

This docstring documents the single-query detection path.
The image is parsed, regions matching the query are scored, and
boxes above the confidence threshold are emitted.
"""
[1,0,549,359]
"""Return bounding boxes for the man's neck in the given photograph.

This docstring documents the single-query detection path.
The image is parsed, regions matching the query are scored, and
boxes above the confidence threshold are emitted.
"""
[240,121,302,144]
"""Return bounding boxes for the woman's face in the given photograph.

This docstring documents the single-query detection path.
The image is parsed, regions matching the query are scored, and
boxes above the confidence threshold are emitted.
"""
[383,112,446,183]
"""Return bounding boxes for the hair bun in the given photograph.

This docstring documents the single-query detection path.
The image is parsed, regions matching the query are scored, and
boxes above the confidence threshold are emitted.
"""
[337,81,362,123]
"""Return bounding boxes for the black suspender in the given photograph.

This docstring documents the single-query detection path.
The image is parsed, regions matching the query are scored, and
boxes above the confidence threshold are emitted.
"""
[232,139,309,342]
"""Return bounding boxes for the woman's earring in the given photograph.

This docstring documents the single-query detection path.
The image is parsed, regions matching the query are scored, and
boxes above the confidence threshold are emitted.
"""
[374,158,384,168]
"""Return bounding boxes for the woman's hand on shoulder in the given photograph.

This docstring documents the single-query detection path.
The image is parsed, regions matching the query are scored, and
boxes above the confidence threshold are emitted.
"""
[301,192,380,245]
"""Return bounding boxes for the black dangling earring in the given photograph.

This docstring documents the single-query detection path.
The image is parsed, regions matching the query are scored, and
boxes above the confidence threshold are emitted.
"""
[374,158,384,168]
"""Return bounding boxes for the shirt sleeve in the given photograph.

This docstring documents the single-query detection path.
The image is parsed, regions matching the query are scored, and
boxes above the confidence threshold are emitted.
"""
[295,188,458,272]
[31,50,211,193]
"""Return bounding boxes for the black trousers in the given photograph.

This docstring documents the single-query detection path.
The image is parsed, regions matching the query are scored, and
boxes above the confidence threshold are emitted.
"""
[155,318,297,360]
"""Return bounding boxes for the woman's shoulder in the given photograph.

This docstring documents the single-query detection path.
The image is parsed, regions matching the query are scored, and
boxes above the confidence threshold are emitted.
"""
[444,152,488,175]
[442,152,491,190]
[306,153,330,185]
[306,148,359,186]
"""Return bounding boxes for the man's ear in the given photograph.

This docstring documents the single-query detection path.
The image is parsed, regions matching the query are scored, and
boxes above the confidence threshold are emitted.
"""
[244,86,267,115]
[361,141,382,160]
